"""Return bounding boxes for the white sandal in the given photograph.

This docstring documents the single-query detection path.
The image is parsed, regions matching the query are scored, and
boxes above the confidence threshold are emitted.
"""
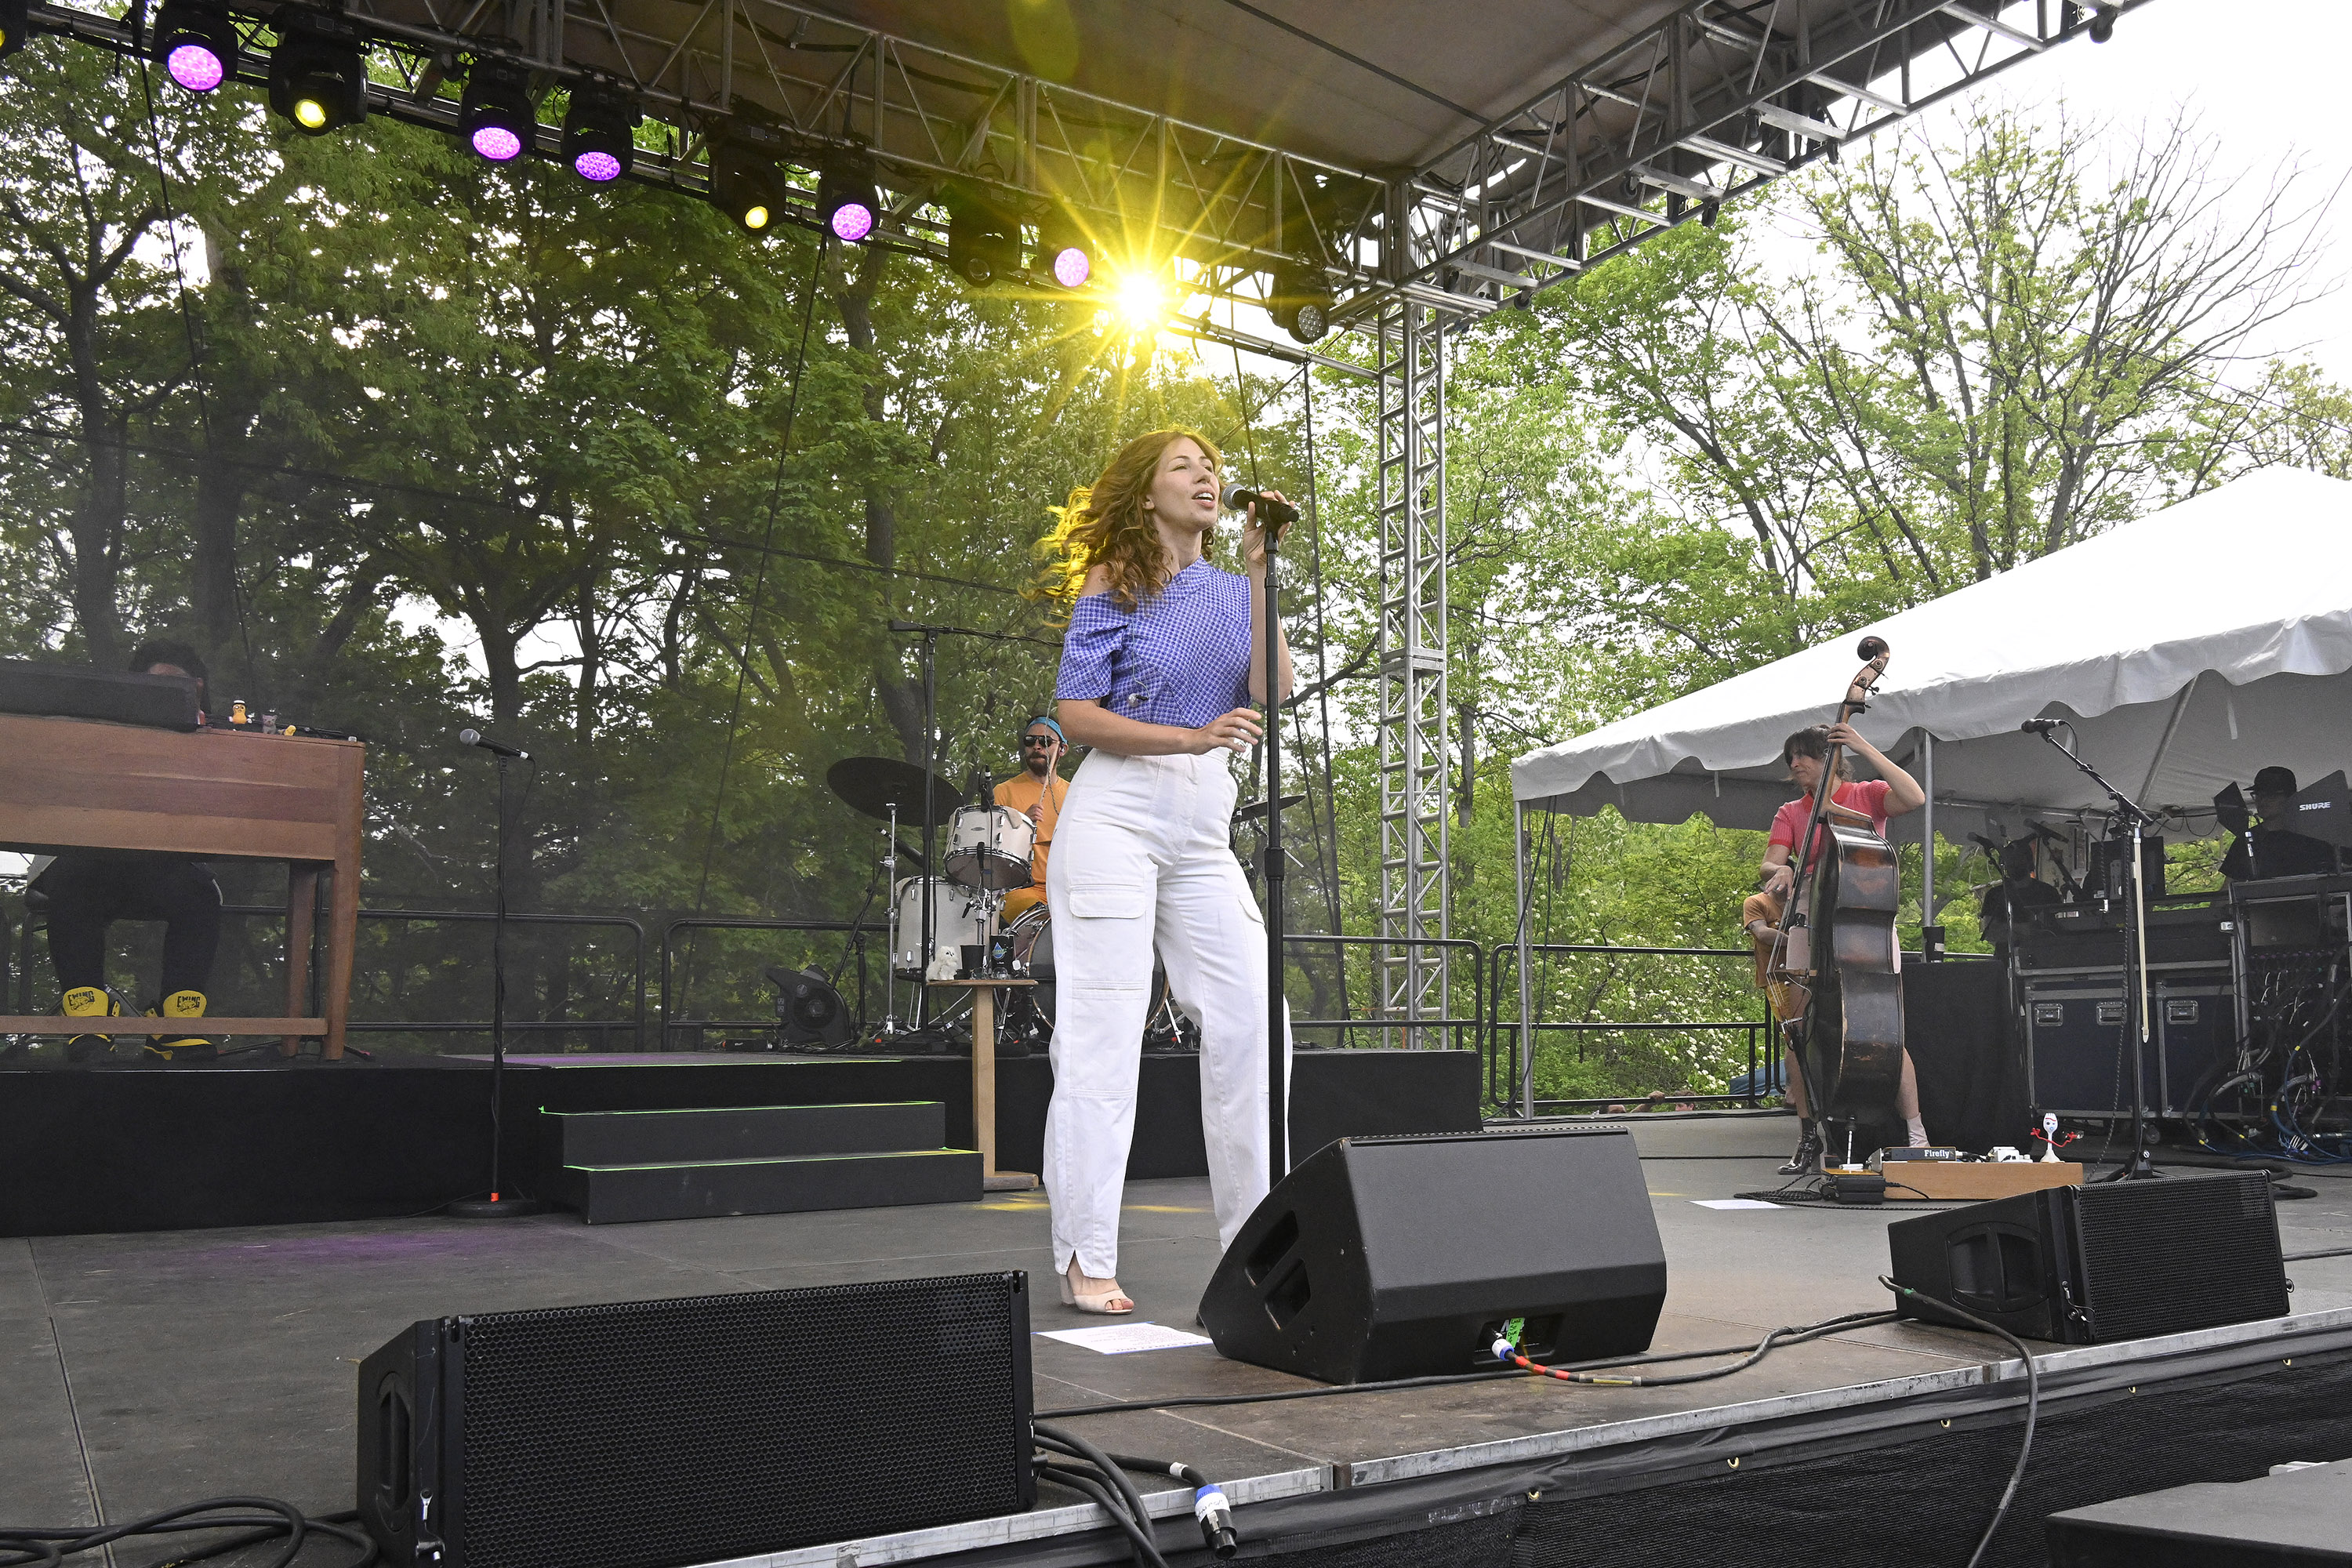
[1060,1258,1134,1315]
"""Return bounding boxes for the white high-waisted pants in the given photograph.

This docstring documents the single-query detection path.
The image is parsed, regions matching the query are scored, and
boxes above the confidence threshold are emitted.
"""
[1044,748,1292,1278]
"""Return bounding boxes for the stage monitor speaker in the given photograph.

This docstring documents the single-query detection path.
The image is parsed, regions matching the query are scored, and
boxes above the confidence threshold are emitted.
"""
[1888,1171,2285,1344]
[357,1273,1034,1568]
[1196,1129,1666,1385]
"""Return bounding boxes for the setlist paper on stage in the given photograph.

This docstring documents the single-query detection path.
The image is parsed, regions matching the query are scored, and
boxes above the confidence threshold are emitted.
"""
[1037,1322,1216,1354]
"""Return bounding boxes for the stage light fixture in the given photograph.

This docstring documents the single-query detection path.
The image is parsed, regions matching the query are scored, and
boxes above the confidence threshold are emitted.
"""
[154,0,238,93]
[459,56,535,163]
[2088,4,2117,42]
[712,141,783,234]
[817,145,879,242]
[1268,261,1333,345]
[0,0,29,61]
[267,9,368,136]
[1035,208,1092,288]
[1109,269,1170,336]
[561,83,637,182]
[946,188,1022,288]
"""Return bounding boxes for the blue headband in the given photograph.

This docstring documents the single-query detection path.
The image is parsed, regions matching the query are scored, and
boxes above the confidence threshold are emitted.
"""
[1025,716,1065,746]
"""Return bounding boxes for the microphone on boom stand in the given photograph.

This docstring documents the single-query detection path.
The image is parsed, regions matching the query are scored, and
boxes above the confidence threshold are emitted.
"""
[448,727,546,1218]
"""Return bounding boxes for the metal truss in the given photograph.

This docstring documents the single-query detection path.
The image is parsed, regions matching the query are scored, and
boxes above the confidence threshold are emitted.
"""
[1384,0,2136,317]
[1374,296,1449,1045]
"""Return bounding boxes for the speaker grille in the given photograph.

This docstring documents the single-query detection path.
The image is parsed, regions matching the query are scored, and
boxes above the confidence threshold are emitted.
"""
[454,1274,1027,1568]
[2074,1174,2286,1341]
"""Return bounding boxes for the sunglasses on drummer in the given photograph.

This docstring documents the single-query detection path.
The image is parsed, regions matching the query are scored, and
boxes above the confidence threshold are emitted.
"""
[1021,735,1057,746]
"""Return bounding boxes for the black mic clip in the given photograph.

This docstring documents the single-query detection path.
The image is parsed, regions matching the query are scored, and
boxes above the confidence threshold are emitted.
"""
[2020,718,2063,735]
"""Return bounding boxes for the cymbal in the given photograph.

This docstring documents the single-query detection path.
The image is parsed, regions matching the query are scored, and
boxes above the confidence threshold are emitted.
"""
[1234,793,1307,823]
[826,755,967,825]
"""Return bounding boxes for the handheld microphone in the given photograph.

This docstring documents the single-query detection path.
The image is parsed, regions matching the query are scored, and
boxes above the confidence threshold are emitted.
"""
[1221,484,1299,528]
[2020,718,2063,734]
[458,728,531,760]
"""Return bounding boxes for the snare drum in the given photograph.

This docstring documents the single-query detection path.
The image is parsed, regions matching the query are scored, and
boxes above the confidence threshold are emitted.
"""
[944,804,1036,891]
[891,877,990,978]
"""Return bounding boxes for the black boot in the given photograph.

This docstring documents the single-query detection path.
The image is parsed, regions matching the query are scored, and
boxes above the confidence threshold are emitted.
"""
[1779,1118,1823,1176]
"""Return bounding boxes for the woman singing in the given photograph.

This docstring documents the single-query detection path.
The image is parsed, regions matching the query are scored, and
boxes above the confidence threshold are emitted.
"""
[1036,429,1295,1315]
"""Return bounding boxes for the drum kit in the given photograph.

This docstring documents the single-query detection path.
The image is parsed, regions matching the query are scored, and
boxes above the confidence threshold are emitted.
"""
[824,754,1305,1052]
[826,755,1050,1047]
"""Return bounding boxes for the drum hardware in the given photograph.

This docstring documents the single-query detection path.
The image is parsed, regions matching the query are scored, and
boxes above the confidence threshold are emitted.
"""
[1232,793,1306,824]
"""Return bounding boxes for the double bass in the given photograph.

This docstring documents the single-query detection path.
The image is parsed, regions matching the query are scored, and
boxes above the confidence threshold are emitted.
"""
[1763,636,1905,1131]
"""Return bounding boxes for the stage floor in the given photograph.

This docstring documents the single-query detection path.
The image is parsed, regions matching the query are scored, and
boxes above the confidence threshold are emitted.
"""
[8,1116,2352,1567]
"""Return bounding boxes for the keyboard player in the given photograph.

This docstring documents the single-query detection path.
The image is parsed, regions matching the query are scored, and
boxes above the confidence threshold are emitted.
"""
[31,641,226,1064]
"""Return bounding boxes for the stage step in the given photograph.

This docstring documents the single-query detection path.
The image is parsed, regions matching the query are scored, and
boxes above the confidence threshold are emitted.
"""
[543,1101,947,1166]
[546,1149,984,1224]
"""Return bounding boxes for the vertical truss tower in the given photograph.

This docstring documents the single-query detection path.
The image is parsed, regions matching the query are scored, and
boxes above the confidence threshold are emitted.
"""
[1375,296,1450,1043]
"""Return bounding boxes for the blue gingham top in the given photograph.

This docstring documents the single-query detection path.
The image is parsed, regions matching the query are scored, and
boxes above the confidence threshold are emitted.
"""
[1054,560,1253,729]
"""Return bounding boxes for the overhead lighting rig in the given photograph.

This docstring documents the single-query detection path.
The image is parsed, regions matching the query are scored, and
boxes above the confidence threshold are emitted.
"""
[817,144,878,243]
[458,56,535,163]
[153,0,238,93]
[946,185,1020,287]
[267,6,368,136]
[1268,260,1334,344]
[561,83,638,183]
[711,132,786,235]
[1035,206,1092,288]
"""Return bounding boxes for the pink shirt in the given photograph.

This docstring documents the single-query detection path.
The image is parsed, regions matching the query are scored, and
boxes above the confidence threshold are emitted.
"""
[1769,779,1893,872]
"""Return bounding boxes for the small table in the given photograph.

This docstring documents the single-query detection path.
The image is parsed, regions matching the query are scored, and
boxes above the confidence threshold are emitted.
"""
[929,975,1038,1192]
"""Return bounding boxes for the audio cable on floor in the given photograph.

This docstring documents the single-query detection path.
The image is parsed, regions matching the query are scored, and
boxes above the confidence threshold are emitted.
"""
[1488,1309,1898,1387]
[0,1497,376,1568]
[1033,1422,1237,1566]
[1878,1276,2041,1568]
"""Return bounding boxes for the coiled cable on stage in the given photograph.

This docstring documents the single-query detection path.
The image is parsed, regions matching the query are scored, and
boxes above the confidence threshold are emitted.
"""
[1036,1421,1192,1568]
[1878,1276,2041,1568]
[0,1497,376,1568]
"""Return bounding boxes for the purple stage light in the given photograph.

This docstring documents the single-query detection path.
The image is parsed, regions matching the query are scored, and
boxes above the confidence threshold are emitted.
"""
[166,42,227,93]
[1052,245,1091,289]
[829,201,874,243]
[574,149,622,183]
[473,124,524,162]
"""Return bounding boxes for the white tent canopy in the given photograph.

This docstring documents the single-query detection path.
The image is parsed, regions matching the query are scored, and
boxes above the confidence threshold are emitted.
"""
[1510,466,2352,853]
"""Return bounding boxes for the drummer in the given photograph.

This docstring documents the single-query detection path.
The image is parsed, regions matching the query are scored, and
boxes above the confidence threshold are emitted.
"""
[996,716,1069,920]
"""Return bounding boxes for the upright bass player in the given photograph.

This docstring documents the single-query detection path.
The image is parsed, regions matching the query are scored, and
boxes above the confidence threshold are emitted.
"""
[1753,713,1931,1174]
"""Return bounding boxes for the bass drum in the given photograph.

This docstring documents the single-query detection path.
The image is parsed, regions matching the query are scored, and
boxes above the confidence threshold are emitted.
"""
[1004,906,1056,1048]
[892,877,989,980]
[1000,907,1191,1052]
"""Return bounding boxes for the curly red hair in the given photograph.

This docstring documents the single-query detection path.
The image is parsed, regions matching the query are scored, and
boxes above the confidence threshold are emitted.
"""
[1032,429,1222,614]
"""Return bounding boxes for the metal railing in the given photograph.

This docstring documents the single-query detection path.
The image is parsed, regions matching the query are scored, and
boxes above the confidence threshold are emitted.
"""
[12,893,1798,1109]
[1488,942,1775,1118]
[657,916,879,1048]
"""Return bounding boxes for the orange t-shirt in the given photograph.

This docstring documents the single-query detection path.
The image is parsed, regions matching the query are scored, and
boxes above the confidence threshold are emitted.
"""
[993,768,1068,916]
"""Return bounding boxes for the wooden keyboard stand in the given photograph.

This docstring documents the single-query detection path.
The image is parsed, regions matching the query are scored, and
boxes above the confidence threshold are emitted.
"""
[0,713,363,1058]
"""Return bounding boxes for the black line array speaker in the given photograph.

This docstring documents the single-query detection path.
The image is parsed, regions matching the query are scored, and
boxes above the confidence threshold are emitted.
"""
[1888,1171,2287,1344]
[1196,1128,1667,1384]
[357,1273,1034,1568]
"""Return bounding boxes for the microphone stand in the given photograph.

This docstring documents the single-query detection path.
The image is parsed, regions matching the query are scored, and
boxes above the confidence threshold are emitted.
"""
[2030,725,2161,1181]
[451,753,545,1217]
[1259,517,1290,1181]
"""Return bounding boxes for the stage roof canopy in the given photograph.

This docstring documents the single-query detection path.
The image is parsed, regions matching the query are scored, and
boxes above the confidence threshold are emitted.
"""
[1508,466,2352,844]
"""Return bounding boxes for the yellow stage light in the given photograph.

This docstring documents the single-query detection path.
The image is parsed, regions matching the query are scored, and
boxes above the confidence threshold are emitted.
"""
[1109,269,1169,335]
[295,97,330,129]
